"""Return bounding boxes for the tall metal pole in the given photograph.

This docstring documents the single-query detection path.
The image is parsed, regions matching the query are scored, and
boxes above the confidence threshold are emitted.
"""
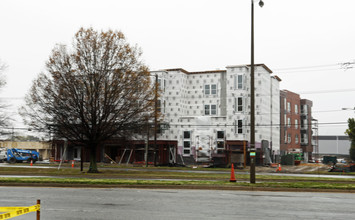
[250,0,264,184]
[145,119,149,167]
[250,0,256,184]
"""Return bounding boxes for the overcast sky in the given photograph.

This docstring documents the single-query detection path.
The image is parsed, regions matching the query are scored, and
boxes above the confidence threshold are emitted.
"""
[0,0,354,135]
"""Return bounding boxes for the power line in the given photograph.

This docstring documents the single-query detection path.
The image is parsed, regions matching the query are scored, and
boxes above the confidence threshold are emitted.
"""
[298,88,355,95]
[274,61,354,71]
[273,63,339,71]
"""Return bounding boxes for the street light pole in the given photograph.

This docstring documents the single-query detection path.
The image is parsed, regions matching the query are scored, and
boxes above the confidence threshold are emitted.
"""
[250,0,264,184]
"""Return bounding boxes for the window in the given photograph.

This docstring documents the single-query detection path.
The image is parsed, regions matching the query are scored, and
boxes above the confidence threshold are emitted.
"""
[287,102,291,113]
[204,85,210,95]
[204,84,217,95]
[295,119,298,129]
[301,133,308,144]
[287,118,291,128]
[288,134,291,143]
[211,84,217,95]
[235,97,243,112]
[157,99,161,112]
[295,134,299,144]
[217,131,224,150]
[295,104,298,114]
[183,141,191,155]
[284,131,287,144]
[237,120,243,134]
[302,119,308,129]
[234,75,243,89]
[217,131,224,139]
[183,131,191,155]
[184,131,191,139]
[204,105,210,115]
[211,105,217,115]
[205,105,217,115]
[237,75,243,89]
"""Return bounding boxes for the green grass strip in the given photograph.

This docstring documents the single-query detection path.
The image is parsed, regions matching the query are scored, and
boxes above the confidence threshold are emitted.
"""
[1,177,355,190]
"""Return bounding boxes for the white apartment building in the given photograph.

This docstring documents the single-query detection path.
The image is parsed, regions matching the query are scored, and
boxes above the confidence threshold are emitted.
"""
[151,64,280,165]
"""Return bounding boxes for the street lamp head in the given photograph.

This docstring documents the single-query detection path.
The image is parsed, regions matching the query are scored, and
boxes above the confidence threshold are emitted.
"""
[342,107,355,110]
[259,0,264,7]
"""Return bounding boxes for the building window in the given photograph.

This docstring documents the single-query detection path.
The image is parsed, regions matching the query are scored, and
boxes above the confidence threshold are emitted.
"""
[234,75,243,89]
[211,105,217,115]
[302,119,308,129]
[204,84,217,95]
[295,119,298,129]
[288,134,291,143]
[157,99,161,112]
[284,131,287,144]
[217,131,224,139]
[217,131,224,150]
[295,134,299,144]
[183,131,191,155]
[183,141,191,155]
[295,104,298,114]
[205,104,217,115]
[204,105,210,115]
[287,118,291,128]
[301,133,308,144]
[204,85,210,95]
[184,131,191,139]
[237,120,243,134]
[211,84,217,95]
[287,102,291,113]
[235,97,243,112]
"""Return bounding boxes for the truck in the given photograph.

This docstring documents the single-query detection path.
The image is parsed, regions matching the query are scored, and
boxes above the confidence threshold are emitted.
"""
[2,148,40,164]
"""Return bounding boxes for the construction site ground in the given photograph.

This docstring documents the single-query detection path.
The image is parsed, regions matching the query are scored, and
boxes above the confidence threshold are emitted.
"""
[1,162,354,192]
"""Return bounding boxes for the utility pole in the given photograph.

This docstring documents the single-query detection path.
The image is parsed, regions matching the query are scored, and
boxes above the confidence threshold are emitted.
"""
[145,118,149,167]
[250,0,264,184]
[153,74,158,166]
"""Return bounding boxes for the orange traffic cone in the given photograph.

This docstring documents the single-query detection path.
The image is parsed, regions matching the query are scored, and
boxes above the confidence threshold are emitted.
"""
[230,164,237,182]
[71,160,75,168]
[276,163,281,172]
[30,160,33,166]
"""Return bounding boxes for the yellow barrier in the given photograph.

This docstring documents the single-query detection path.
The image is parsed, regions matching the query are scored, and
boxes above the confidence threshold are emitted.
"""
[0,200,40,220]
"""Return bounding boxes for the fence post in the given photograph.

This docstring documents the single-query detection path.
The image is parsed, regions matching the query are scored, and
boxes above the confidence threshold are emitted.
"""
[37,199,40,220]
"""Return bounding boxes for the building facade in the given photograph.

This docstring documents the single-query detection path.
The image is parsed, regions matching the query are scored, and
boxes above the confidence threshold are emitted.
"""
[151,64,281,165]
[280,90,301,154]
[313,135,350,158]
[279,90,314,162]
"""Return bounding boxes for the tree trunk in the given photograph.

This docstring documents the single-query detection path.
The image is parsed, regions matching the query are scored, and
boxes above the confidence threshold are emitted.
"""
[88,144,99,173]
[350,142,355,162]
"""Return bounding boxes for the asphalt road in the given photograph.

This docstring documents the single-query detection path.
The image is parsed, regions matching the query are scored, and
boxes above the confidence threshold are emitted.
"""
[1,187,355,220]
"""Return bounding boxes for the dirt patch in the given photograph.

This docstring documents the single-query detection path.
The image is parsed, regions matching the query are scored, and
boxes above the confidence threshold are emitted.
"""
[255,163,330,174]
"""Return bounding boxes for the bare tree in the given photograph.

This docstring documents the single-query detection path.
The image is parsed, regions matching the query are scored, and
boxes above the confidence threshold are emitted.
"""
[21,28,155,172]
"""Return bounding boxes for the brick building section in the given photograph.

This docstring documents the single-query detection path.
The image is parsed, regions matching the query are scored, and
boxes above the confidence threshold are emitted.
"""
[280,90,301,154]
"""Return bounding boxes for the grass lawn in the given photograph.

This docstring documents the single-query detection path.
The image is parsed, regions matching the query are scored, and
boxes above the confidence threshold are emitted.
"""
[0,165,355,191]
